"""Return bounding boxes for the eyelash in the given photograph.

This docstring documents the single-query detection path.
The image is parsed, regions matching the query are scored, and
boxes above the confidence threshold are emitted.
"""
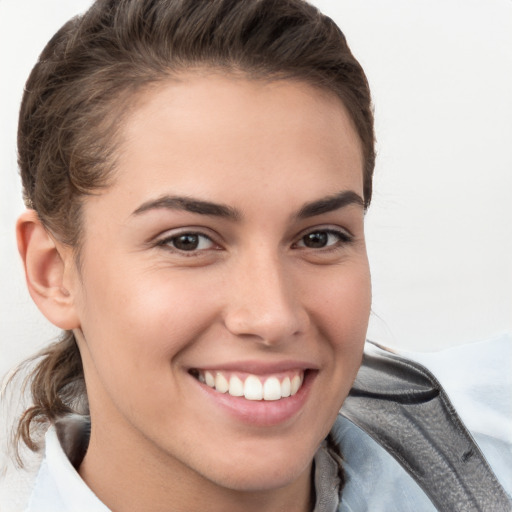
[156,227,353,256]
[157,231,218,255]
[293,228,353,251]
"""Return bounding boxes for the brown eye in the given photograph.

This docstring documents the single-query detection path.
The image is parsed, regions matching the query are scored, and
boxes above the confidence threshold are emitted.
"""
[296,229,352,249]
[160,233,215,252]
[174,234,200,251]
[302,232,328,248]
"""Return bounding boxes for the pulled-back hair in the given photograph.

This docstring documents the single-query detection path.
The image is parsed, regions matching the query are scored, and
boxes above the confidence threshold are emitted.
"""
[16,0,374,452]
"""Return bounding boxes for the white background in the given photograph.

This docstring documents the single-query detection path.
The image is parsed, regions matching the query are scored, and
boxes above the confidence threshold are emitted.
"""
[1,0,511,382]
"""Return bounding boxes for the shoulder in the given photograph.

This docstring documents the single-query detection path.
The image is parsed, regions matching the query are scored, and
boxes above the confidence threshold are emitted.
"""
[0,415,105,512]
[334,334,512,511]
[398,333,512,497]
[0,445,43,512]
[399,333,512,446]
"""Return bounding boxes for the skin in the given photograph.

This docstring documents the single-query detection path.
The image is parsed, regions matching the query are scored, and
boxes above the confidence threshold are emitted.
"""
[18,75,371,512]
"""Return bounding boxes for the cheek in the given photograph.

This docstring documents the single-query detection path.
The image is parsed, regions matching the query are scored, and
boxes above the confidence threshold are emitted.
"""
[306,262,371,392]
[299,263,370,436]
[74,261,217,399]
[308,262,371,343]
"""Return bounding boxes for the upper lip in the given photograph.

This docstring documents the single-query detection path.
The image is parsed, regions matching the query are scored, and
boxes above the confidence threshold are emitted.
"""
[188,359,319,375]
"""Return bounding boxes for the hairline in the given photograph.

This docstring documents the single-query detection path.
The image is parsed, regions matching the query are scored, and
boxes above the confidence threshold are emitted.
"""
[68,66,368,271]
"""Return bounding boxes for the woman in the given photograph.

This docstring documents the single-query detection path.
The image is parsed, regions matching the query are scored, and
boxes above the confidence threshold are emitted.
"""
[1,1,510,511]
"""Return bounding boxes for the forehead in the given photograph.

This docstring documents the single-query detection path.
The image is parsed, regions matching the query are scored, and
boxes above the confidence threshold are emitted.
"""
[87,74,364,220]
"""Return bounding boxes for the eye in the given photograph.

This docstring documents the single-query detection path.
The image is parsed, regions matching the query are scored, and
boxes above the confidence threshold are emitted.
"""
[159,232,216,252]
[295,229,352,249]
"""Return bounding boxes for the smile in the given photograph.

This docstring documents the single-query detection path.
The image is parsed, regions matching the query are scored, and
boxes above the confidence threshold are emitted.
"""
[191,369,305,401]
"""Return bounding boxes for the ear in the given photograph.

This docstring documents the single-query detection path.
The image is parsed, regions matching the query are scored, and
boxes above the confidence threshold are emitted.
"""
[16,210,80,330]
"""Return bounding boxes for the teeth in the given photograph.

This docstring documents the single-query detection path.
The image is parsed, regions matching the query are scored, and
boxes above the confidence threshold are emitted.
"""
[263,377,281,401]
[196,370,305,401]
[281,377,291,398]
[205,371,215,387]
[244,375,263,400]
[229,375,244,397]
[215,372,229,393]
[291,375,302,395]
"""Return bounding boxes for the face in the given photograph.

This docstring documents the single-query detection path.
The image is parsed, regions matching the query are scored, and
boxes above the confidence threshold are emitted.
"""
[70,75,371,498]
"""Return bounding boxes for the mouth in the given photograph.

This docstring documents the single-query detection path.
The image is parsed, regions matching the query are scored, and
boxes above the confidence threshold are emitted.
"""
[189,369,306,401]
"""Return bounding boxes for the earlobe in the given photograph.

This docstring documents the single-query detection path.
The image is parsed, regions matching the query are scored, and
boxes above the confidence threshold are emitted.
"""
[16,210,80,330]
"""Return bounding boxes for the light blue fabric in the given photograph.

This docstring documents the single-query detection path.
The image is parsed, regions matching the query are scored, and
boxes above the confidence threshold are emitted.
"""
[401,332,512,499]
[335,417,436,511]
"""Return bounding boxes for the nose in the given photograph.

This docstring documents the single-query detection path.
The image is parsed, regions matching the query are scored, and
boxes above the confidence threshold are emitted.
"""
[223,251,308,346]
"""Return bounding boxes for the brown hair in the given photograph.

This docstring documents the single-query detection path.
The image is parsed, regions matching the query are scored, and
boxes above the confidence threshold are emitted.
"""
[16,0,374,453]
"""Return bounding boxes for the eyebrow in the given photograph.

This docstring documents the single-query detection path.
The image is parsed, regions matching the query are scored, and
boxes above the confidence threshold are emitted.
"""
[132,195,241,220]
[131,190,364,221]
[296,190,364,219]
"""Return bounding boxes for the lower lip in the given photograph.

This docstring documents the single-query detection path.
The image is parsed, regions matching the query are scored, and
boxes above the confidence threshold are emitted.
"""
[193,371,316,427]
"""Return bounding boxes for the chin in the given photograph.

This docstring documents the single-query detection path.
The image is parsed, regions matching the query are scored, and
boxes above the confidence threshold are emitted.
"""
[213,461,310,493]
[197,438,316,493]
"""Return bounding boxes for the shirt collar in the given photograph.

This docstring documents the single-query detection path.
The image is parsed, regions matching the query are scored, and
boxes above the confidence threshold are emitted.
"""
[30,416,343,512]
